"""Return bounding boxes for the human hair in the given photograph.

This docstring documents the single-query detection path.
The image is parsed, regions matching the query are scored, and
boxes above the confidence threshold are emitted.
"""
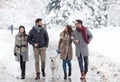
[35,18,42,24]
[63,25,73,37]
[19,25,26,40]
[76,19,83,25]
[19,25,25,33]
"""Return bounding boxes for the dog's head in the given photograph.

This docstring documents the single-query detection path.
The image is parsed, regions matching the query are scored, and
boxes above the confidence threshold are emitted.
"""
[50,56,56,63]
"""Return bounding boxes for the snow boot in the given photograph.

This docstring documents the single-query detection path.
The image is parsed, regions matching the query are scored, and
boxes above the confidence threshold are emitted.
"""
[35,72,40,80]
[21,75,25,79]
[64,72,67,80]
[42,69,46,77]
[68,69,71,77]
[80,71,85,79]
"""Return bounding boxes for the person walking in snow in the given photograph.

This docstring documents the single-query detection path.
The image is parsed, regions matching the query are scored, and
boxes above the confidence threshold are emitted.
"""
[72,20,93,79]
[14,26,28,79]
[28,18,49,80]
[10,24,14,34]
[58,25,73,80]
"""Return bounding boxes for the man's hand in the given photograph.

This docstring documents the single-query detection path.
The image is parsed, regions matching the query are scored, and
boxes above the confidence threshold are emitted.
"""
[34,43,38,47]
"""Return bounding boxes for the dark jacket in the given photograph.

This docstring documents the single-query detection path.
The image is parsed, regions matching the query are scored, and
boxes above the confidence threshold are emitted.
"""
[28,26,49,48]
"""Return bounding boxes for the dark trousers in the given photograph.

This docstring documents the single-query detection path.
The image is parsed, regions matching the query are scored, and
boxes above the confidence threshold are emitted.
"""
[20,55,26,76]
[11,30,13,34]
[78,54,88,73]
[63,60,71,75]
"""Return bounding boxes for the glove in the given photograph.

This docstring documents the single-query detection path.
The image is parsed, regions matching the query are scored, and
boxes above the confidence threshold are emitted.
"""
[56,49,60,54]
[14,53,17,56]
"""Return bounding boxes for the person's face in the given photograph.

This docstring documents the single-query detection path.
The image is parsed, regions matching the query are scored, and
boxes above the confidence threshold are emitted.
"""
[37,21,42,26]
[20,28,25,33]
[75,21,82,28]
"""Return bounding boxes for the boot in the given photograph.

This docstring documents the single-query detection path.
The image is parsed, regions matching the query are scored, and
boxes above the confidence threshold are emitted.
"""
[80,71,85,79]
[64,72,67,80]
[21,75,25,79]
[68,69,71,77]
[83,71,87,78]
[42,69,46,77]
[35,72,40,80]
[21,62,26,80]
[64,75,67,80]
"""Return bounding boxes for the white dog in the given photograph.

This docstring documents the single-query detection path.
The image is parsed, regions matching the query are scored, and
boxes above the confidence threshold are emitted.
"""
[50,55,59,79]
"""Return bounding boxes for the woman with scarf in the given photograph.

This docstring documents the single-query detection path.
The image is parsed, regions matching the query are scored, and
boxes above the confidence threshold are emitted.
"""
[14,26,28,79]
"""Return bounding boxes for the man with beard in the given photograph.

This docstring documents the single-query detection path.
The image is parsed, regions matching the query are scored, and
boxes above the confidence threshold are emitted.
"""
[28,18,49,80]
[73,20,93,79]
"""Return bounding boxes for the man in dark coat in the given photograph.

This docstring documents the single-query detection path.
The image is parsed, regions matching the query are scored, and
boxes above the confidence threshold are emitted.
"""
[28,18,49,80]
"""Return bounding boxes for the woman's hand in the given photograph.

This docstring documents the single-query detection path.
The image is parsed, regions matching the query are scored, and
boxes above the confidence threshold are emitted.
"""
[75,40,80,44]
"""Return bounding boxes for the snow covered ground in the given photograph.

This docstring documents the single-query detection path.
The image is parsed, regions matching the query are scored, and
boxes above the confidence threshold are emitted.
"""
[89,27,120,82]
[0,27,120,82]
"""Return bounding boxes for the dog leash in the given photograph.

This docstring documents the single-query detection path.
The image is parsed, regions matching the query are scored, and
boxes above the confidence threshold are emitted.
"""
[56,49,60,58]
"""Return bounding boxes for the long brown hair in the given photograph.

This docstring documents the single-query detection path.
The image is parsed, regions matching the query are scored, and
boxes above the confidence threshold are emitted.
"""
[62,25,73,37]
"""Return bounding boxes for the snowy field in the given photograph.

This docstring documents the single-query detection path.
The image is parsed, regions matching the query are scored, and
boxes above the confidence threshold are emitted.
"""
[89,27,120,82]
[0,27,120,82]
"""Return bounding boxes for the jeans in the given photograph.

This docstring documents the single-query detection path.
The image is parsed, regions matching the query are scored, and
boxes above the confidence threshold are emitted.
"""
[77,54,88,73]
[20,55,26,76]
[63,60,72,75]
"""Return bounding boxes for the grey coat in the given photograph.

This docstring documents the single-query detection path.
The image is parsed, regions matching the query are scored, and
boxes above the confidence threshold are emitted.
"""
[73,28,93,57]
[14,32,28,62]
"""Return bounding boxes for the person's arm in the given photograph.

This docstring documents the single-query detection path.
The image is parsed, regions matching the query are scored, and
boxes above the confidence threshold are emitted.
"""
[14,35,17,56]
[86,29,93,43]
[58,38,63,50]
[28,30,34,46]
[72,30,80,44]
[58,32,64,50]
[44,30,49,48]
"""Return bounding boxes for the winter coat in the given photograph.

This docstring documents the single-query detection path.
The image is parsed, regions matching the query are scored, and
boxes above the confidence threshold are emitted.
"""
[14,32,28,62]
[73,28,93,57]
[28,26,49,48]
[58,32,73,60]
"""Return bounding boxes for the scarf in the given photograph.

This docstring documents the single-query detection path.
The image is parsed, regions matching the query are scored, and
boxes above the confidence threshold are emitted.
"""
[35,25,43,32]
[76,26,89,44]
[17,32,27,41]
[18,32,25,37]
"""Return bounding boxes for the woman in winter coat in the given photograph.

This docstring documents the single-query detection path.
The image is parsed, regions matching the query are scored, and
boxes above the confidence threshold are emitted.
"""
[14,26,28,79]
[58,25,73,80]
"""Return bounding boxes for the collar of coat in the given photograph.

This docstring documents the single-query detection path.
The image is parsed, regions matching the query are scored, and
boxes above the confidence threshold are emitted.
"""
[60,32,70,40]
[34,25,44,32]
[17,32,27,37]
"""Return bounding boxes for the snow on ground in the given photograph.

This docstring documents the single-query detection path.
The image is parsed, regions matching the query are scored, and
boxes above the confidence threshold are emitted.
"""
[0,30,18,75]
[89,27,120,82]
[90,27,120,63]
[0,27,120,82]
